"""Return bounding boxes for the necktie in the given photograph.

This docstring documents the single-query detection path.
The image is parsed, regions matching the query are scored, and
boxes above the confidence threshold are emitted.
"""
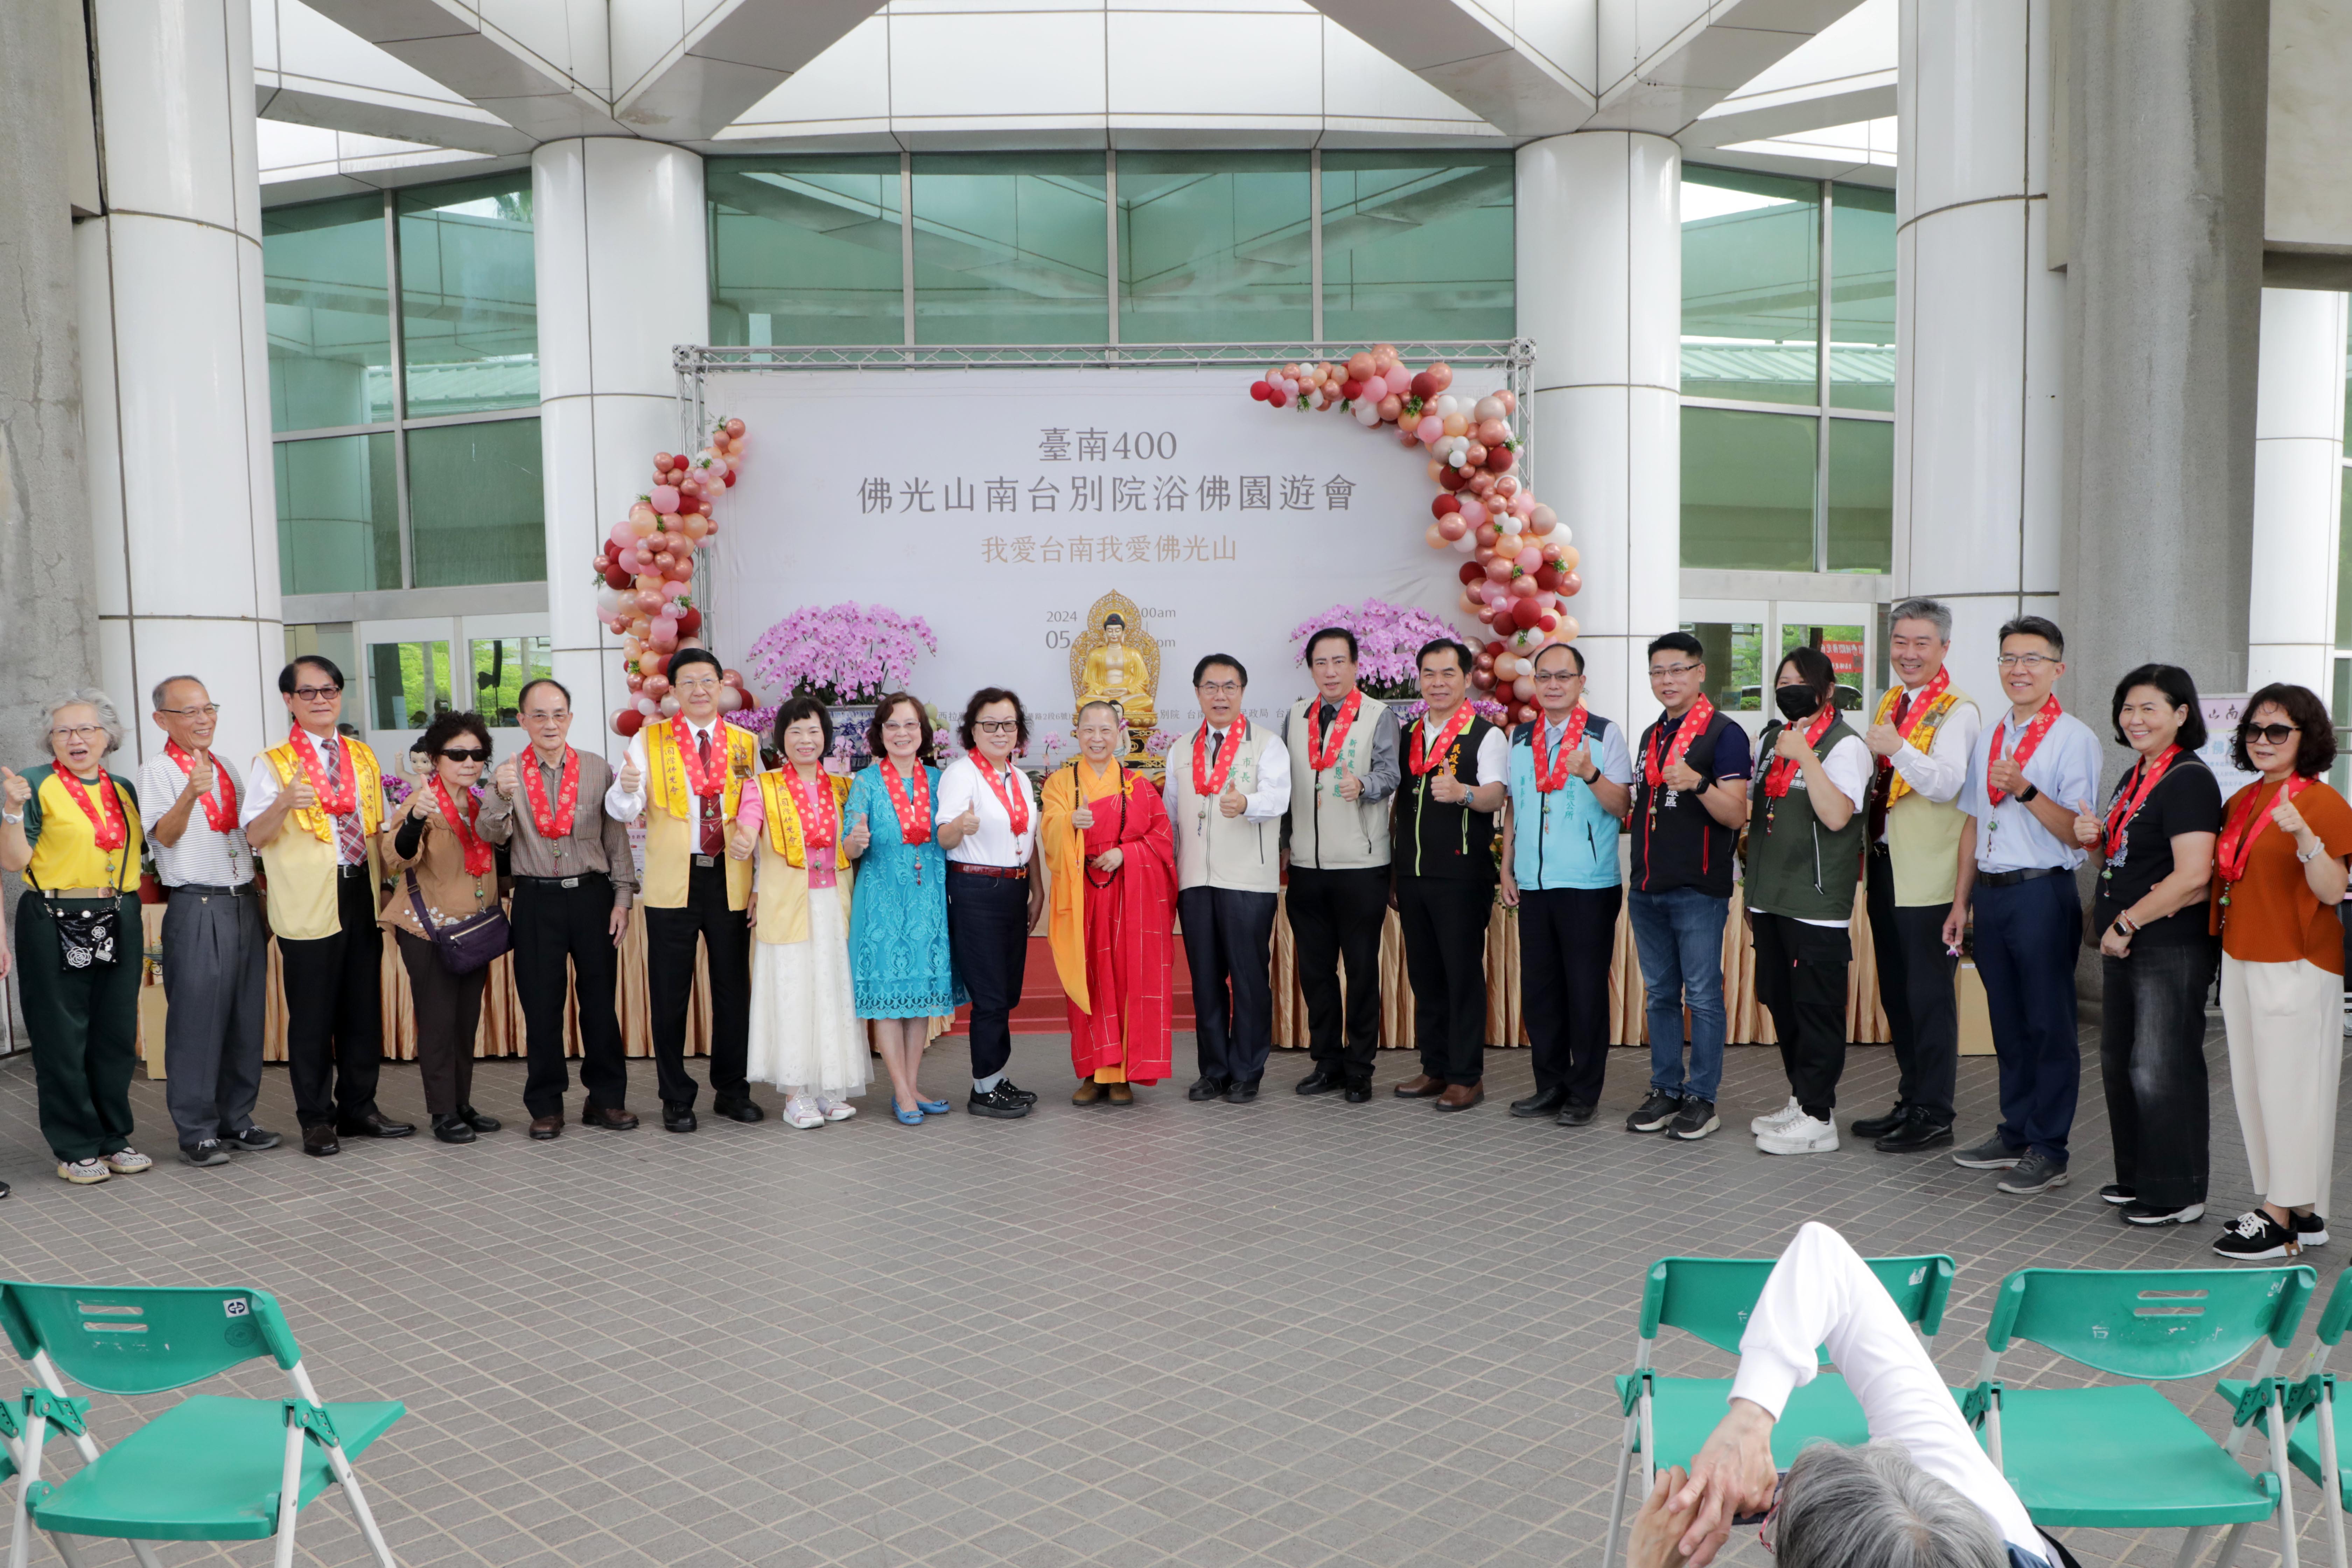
[697,729,724,855]
[1868,692,1913,842]
[1318,703,1336,729]
[324,739,365,864]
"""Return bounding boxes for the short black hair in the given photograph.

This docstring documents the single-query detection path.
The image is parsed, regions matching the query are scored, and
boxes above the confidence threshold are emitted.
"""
[2233,682,2337,779]
[867,692,936,765]
[1305,626,1359,664]
[1997,615,2065,658]
[1531,640,1584,674]
[1647,631,1704,663]
[419,710,492,760]
[280,656,344,694]
[669,648,723,682]
[1776,645,1836,700]
[1192,653,1247,688]
[516,677,571,712]
[959,687,1029,753]
[2110,664,2207,750]
[772,693,834,756]
[1416,638,1471,675]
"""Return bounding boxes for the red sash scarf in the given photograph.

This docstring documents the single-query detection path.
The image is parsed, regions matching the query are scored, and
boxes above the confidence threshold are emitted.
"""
[2104,745,2182,860]
[1532,706,1590,793]
[288,727,358,816]
[672,715,727,799]
[57,768,128,853]
[1644,696,1716,792]
[1409,705,1474,777]
[1195,721,1247,794]
[979,760,1030,837]
[2217,775,2312,902]
[784,767,838,850]
[880,758,932,844]
[522,746,579,840]
[1891,669,1949,742]
[1762,703,1837,800]
[1306,692,1362,772]
[1987,699,2064,805]
[166,740,237,833]
[432,777,495,877]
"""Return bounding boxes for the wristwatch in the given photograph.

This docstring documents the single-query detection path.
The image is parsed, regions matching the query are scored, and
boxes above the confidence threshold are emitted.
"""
[2017,783,2040,804]
[1,812,19,826]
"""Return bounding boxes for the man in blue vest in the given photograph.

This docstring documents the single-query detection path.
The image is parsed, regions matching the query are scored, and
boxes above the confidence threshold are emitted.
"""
[1500,641,1633,1125]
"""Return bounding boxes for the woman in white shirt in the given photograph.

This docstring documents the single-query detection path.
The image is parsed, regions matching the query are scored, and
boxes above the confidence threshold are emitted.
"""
[937,688,1045,1120]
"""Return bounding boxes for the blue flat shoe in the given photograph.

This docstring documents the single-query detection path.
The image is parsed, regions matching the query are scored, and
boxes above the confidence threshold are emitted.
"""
[894,1102,926,1126]
[916,1098,951,1116]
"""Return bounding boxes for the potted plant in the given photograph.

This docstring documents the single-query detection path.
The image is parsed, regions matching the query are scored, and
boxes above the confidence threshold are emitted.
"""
[746,602,938,766]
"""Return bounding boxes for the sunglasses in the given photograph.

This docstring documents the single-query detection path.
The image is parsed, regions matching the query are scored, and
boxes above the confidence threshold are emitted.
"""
[2240,722,2300,746]
[440,748,490,763]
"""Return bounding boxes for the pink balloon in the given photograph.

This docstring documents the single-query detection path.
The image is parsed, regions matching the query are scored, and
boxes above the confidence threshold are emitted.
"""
[636,696,660,718]
[1415,416,1443,443]
[1516,546,1542,572]
[634,588,664,614]
[650,616,680,651]
[1457,498,1488,528]
[1510,493,1537,518]
[650,484,681,515]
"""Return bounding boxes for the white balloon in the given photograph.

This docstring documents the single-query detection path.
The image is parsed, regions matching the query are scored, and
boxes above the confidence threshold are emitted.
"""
[1451,532,1475,554]
[1474,396,1504,423]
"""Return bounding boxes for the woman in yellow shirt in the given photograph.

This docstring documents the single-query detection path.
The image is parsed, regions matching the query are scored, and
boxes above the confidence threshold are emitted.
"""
[0,691,155,1187]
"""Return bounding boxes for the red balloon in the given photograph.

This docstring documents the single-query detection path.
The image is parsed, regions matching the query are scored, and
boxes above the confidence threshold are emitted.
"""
[1432,494,1461,519]
[1492,606,1518,634]
[1535,565,1561,591]
[1456,562,1484,586]
[1487,446,1515,473]
[612,708,645,738]
[1410,372,1436,400]
[1340,379,1362,401]
[1249,380,1272,401]
[603,565,631,590]
[1438,465,1469,493]
[677,606,704,636]
[1484,640,1505,657]
[1537,614,1559,632]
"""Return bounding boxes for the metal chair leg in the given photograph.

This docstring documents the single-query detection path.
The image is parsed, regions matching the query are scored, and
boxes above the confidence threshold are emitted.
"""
[2177,1525,2214,1568]
[272,1417,302,1568]
[2269,1407,2303,1568]
[1603,1421,1638,1568]
[2319,1393,2347,1568]
[2211,1520,2258,1568]
[324,1443,399,1568]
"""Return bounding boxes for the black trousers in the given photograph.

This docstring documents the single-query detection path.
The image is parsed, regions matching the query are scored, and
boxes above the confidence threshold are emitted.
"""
[15,892,140,1162]
[513,876,629,1117]
[2101,942,2216,1208]
[1519,885,1623,1107]
[1865,850,1960,1124]
[1396,876,1493,1086]
[643,862,751,1110]
[947,869,1029,1081]
[276,873,384,1130]
[1285,865,1388,1085]
[1752,911,1853,1119]
[1179,884,1278,1087]
[395,929,484,1116]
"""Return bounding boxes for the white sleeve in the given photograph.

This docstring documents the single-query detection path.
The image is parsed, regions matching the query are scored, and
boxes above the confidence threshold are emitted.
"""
[1819,736,1873,814]
[239,754,280,828]
[136,760,180,832]
[1244,734,1290,822]
[1476,728,1509,786]
[603,732,650,821]
[934,759,975,825]
[1600,721,1635,787]
[1730,1223,2040,1553]
[1893,700,1980,805]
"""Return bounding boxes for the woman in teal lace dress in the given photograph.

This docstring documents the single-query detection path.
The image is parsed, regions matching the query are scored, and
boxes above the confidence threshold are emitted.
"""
[846,693,965,1125]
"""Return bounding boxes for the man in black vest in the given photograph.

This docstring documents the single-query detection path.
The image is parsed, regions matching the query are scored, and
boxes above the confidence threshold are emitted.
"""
[1390,639,1506,1111]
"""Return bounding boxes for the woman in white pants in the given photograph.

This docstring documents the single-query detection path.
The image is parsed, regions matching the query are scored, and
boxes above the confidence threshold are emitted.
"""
[2209,683,2352,1261]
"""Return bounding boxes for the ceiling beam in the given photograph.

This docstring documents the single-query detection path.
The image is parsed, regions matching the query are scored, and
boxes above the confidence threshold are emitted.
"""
[614,0,886,141]
[1588,0,1870,136]
[1304,0,1596,139]
[296,0,632,141]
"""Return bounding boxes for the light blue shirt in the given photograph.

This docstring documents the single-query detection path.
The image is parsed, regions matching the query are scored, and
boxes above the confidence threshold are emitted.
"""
[1959,706,2103,873]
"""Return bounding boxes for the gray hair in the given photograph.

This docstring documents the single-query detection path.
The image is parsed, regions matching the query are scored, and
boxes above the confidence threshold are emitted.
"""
[1775,1441,2006,1568]
[1888,599,1953,642]
[150,673,206,711]
[39,688,126,759]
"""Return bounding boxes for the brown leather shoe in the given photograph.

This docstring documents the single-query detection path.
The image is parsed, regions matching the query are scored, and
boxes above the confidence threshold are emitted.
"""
[1072,1080,1105,1105]
[1106,1082,1134,1105]
[580,1104,639,1131]
[1435,1083,1485,1112]
[1392,1075,1446,1099]
[528,1114,563,1141]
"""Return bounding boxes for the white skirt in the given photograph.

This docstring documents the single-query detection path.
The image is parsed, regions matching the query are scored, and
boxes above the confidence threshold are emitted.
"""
[747,886,871,1099]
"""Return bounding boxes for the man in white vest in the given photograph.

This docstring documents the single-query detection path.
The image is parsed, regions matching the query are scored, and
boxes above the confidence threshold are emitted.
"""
[1280,627,1399,1104]
[1165,653,1291,1103]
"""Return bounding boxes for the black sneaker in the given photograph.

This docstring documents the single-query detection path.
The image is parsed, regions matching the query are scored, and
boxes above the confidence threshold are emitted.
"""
[225,1126,281,1152]
[2099,1183,2137,1207]
[1664,1099,1718,1142]
[2214,1210,2300,1259]
[999,1079,1039,1105]
[180,1140,231,1168]
[1625,1091,1682,1133]
[1996,1152,2070,1195]
[1951,1133,2024,1170]
[1849,1101,1910,1140]
[968,1084,1034,1120]
[2297,1212,2331,1247]
[1874,1114,1953,1154]
[2123,1200,2205,1226]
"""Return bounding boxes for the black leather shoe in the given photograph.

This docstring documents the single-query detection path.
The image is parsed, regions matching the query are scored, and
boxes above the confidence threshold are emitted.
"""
[1557,1100,1597,1127]
[1342,1081,1373,1104]
[1295,1068,1343,1096]
[1223,1077,1262,1104]
[430,1113,476,1144]
[301,1125,339,1157]
[997,1079,1039,1105]
[1876,1113,1955,1154]
[712,1094,765,1123]
[1850,1101,1911,1140]
[1510,1086,1569,1119]
[967,1084,1033,1119]
[457,1105,500,1133]
[1187,1076,1229,1101]
[336,1111,414,1139]
[662,1103,698,1134]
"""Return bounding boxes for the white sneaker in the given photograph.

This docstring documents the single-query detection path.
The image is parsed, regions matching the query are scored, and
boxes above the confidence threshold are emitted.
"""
[1757,1114,1841,1156]
[816,1097,856,1122]
[1750,1097,1804,1135]
[103,1148,152,1175]
[782,1096,827,1130]
[57,1159,110,1185]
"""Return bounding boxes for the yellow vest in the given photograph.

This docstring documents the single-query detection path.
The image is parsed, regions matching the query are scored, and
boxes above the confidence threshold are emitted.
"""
[256,735,385,941]
[752,770,855,945]
[1881,686,1975,908]
[639,719,759,910]
[25,767,142,892]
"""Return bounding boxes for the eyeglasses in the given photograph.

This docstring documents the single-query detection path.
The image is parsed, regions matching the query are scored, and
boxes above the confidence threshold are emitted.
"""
[1533,670,1580,684]
[49,725,104,742]
[975,719,1019,734]
[440,748,490,763]
[289,685,341,701]
[676,676,721,691]
[1650,663,1702,679]
[880,719,924,733]
[158,704,220,719]
[1197,681,1243,695]
[2242,722,2301,745]
[1995,653,2059,669]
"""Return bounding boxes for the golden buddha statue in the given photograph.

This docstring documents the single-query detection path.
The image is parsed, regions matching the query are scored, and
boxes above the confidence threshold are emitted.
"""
[1075,612,1154,732]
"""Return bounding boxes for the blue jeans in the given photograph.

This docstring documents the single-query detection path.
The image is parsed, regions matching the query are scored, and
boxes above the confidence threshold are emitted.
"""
[1628,887,1730,1103]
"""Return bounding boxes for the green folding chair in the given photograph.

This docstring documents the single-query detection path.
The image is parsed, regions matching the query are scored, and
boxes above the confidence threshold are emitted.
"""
[2212,1269,2352,1568]
[0,1398,92,1568]
[1970,1265,2315,1568]
[1603,1252,1957,1567]
[0,1281,405,1568]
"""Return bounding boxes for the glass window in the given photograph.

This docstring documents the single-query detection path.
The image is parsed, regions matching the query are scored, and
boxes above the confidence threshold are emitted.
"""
[1681,622,1764,712]
[407,418,545,587]
[1681,407,1817,570]
[468,636,552,726]
[1826,418,1894,573]
[1829,183,1895,412]
[1117,152,1310,345]
[2339,468,2352,647]
[708,155,904,348]
[911,154,1107,344]
[2334,657,2350,794]
[263,195,393,433]
[369,641,451,730]
[1682,166,1820,405]
[1778,622,1869,711]
[275,433,399,594]
[1320,151,1513,345]
[397,173,538,417]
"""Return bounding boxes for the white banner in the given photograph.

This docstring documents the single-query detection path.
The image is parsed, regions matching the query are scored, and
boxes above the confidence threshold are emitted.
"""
[703,366,1471,740]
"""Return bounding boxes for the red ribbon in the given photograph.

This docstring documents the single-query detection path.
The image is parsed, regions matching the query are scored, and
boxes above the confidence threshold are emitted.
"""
[1195,721,1247,795]
[166,740,237,834]
[287,727,359,816]
[978,760,1030,838]
[783,767,838,851]
[879,758,932,845]
[56,768,128,853]
[1531,705,1590,794]
[1762,703,1838,800]
[2217,775,2313,887]
[432,776,495,878]
[1987,698,2065,805]
[1305,691,1362,773]
[521,746,579,840]
[1644,695,1717,791]
[2103,744,2182,860]
[1409,705,1474,777]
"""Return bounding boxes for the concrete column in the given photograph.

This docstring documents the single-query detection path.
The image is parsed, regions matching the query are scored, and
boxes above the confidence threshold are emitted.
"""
[534,139,709,762]
[0,0,101,751]
[80,0,281,769]
[2058,0,2268,762]
[1513,132,1680,732]
[2246,287,2349,700]
[1894,0,2065,679]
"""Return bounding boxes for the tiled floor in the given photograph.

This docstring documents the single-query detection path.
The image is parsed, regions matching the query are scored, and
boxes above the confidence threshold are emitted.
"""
[0,1024,2340,1568]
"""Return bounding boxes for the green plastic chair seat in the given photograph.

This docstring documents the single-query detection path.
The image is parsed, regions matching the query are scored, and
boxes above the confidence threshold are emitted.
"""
[31,1395,404,1542]
[1616,1374,1876,1472]
[1998,1385,2281,1528]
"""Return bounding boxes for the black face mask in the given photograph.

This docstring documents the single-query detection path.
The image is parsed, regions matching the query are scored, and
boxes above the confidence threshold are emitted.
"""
[1775,685,1823,722]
